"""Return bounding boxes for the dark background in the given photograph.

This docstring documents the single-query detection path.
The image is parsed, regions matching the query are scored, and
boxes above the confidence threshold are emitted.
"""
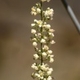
[0,0,80,80]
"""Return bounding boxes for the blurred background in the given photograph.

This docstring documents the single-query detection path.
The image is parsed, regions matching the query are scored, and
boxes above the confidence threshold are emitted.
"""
[0,0,80,80]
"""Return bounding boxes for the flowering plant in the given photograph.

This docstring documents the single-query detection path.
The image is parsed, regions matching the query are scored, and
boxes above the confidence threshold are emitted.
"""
[31,0,55,80]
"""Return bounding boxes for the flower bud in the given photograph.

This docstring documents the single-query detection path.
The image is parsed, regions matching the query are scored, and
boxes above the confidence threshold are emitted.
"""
[40,39,46,43]
[31,29,36,34]
[42,52,47,57]
[32,42,37,47]
[49,58,54,63]
[43,45,49,50]
[47,50,53,54]
[33,54,39,60]
[50,40,55,44]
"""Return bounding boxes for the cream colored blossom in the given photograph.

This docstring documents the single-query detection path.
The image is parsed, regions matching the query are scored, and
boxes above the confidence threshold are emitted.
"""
[41,39,46,43]
[33,54,39,60]
[31,63,38,70]
[42,52,47,57]
[31,29,36,34]
[49,57,54,63]
[47,76,52,80]
[50,40,55,44]
[32,42,37,47]
[47,68,53,75]
[47,50,53,54]
[43,45,49,50]
[49,29,55,33]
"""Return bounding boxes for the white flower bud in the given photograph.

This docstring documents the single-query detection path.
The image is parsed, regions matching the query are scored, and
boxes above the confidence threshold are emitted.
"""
[49,58,54,63]
[37,20,43,27]
[40,63,49,71]
[32,38,37,41]
[31,23,35,27]
[50,40,55,44]
[47,70,52,75]
[35,73,40,78]
[42,52,47,57]
[47,50,53,54]
[31,63,38,70]
[31,29,36,34]
[33,54,39,60]
[43,45,49,50]
[32,42,37,47]
[37,8,41,13]
[49,29,55,33]
[47,76,52,80]
[41,39,46,43]
[38,33,41,37]
[45,24,51,29]
[50,55,54,58]
[34,19,38,23]
[49,33,54,37]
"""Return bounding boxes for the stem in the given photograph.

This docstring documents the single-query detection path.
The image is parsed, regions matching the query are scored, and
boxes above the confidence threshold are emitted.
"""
[40,1,43,65]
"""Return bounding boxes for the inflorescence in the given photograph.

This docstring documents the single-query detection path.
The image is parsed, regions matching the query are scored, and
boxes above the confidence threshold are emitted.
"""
[31,0,55,80]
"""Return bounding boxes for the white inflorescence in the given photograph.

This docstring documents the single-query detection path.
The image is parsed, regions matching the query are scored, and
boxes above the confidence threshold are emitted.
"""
[31,0,55,80]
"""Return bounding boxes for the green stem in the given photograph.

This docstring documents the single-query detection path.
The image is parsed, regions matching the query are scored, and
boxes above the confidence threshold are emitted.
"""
[40,1,43,65]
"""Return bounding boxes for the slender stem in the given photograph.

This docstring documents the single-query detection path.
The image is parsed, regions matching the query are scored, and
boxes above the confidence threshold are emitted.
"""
[40,1,43,65]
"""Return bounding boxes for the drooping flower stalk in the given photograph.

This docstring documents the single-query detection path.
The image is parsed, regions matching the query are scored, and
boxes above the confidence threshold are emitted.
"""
[31,0,55,80]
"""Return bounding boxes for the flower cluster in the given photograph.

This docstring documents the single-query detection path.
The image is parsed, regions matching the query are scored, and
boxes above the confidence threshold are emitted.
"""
[31,0,55,80]
[31,63,53,80]
[31,3,41,15]
[31,1,54,20]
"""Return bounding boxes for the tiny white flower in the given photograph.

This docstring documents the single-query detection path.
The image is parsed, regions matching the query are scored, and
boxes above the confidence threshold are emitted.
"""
[41,39,46,43]
[32,38,37,41]
[50,55,54,58]
[32,42,37,47]
[47,50,53,54]
[37,20,43,27]
[50,40,55,44]
[37,8,41,13]
[35,73,40,78]
[43,45,49,50]
[47,70,52,75]
[49,29,55,33]
[34,19,38,23]
[47,76,52,80]
[33,54,39,60]
[31,6,37,15]
[31,23,35,27]
[49,57,54,63]
[45,24,51,29]
[31,63,38,70]
[31,29,36,34]
[40,63,49,71]
[49,32,54,37]
[42,52,47,57]
[38,33,41,36]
